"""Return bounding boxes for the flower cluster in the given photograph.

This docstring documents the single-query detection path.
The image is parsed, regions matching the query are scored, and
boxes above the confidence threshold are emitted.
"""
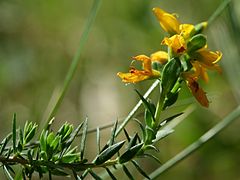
[117,7,222,107]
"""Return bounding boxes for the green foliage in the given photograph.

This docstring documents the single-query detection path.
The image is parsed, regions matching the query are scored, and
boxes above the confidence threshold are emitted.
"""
[0,108,184,179]
[0,0,237,179]
[187,34,207,54]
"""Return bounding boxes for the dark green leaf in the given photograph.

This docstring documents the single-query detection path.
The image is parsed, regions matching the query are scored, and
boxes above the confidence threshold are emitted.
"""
[62,124,73,141]
[187,34,207,54]
[95,141,125,165]
[145,126,155,144]
[164,91,179,108]
[135,90,155,122]
[100,143,109,153]
[61,154,78,163]
[25,123,37,144]
[0,133,12,155]
[131,160,150,179]
[51,168,69,176]
[27,150,33,164]
[89,169,102,180]
[40,130,47,152]
[119,143,143,164]
[72,170,79,180]
[17,142,23,152]
[12,113,17,153]
[159,112,183,128]
[122,165,134,180]
[123,128,130,142]
[19,129,23,146]
[161,58,182,95]
[80,118,88,160]
[109,120,118,146]
[50,135,61,151]
[105,168,117,180]
[47,132,55,145]
[127,133,138,149]
[65,121,84,148]
[132,118,145,139]
[145,109,155,128]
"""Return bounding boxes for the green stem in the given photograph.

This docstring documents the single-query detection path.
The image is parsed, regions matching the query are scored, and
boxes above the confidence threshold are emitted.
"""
[42,0,102,130]
[148,105,240,179]
[115,80,159,137]
[207,0,232,25]
[154,86,165,125]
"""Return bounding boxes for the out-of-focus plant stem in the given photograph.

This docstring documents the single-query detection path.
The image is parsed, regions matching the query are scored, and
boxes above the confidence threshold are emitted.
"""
[148,105,240,179]
[42,0,102,130]
[208,0,232,25]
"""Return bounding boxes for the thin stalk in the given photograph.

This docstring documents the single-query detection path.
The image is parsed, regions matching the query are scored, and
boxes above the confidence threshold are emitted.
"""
[115,80,159,137]
[43,0,102,130]
[148,105,240,179]
[208,0,232,25]
[154,86,165,126]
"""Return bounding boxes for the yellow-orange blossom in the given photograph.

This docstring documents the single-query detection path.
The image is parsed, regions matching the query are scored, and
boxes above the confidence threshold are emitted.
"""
[118,7,222,107]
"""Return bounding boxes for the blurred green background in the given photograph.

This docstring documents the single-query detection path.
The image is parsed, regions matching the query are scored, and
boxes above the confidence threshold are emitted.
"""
[0,0,240,179]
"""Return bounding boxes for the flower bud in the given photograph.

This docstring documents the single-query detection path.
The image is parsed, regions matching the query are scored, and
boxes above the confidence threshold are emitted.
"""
[194,22,208,34]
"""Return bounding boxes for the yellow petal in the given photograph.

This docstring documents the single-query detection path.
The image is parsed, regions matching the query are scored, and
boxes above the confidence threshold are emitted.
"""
[150,51,168,64]
[186,78,209,107]
[152,7,180,35]
[132,55,152,72]
[162,35,186,54]
[117,71,150,83]
[179,24,195,39]
[191,61,209,83]
[117,68,160,83]
[196,49,222,65]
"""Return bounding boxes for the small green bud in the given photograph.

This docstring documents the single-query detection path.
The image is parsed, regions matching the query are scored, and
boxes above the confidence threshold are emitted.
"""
[194,21,208,34]
[187,34,207,54]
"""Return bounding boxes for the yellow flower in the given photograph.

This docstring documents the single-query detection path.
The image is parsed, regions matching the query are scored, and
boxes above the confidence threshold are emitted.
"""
[117,55,161,83]
[193,48,222,70]
[152,7,180,35]
[186,77,209,107]
[191,61,209,83]
[150,51,168,64]
[182,47,222,83]
[179,24,195,39]
[162,35,186,54]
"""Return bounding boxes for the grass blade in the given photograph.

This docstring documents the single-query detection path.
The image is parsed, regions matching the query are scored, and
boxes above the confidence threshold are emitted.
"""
[149,105,240,179]
[43,0,102,130]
